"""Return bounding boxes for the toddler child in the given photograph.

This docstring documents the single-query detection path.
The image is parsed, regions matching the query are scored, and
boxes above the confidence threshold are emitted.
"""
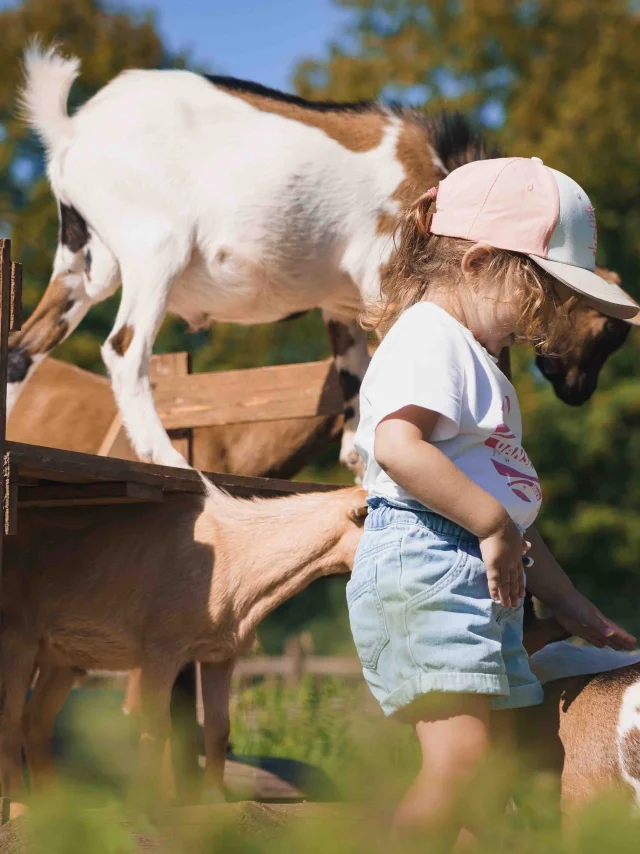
[348,157,637,844]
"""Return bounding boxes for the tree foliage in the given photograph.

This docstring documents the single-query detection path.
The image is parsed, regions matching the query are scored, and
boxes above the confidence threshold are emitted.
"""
[296,0,640,631]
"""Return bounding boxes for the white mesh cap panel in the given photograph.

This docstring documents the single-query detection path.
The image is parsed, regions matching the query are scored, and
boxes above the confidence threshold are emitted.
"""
[547,168,598,271]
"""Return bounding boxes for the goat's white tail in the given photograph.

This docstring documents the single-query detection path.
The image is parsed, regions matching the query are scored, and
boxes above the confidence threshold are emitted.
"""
[19,41,80,152]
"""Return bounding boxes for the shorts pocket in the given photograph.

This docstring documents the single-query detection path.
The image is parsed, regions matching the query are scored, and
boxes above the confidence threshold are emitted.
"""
[346,562,389,671]
[400,527,468,608]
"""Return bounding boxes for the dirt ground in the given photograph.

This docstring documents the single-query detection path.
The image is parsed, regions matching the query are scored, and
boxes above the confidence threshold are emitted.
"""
[0,802,372,854]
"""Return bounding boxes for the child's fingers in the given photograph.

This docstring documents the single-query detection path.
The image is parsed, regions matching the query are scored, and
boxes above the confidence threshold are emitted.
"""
[487,565,503,603]
[498,568,514,607]
[509,563,521,607]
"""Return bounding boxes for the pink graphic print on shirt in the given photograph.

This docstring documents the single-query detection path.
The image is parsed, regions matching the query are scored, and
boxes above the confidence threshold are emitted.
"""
[484,397,541,504]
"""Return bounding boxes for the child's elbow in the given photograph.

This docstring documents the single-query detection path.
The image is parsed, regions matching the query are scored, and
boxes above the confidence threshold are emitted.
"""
[374,432,404,477]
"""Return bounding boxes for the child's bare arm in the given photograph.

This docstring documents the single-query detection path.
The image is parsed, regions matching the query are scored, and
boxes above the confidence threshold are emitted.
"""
[375,405,525,607]
[525,526,636,650]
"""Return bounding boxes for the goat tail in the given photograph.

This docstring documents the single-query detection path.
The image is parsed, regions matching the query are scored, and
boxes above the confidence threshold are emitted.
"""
[19,40,80,152]
[198,471,230,504]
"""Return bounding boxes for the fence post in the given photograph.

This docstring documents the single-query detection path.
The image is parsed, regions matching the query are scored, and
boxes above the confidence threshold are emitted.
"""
[284,635,305,686]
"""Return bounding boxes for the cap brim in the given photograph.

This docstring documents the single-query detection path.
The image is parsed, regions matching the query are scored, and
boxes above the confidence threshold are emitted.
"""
[529,255,639,321]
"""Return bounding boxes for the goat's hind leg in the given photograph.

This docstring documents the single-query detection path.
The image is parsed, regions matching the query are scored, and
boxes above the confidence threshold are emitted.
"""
[23,664,79,790]
[200,659,234,802]
[102,237,191,468]
[0,623,38,800]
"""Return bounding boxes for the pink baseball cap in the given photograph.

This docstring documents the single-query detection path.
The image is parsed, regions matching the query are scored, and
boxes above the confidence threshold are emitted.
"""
[429,157,638,320]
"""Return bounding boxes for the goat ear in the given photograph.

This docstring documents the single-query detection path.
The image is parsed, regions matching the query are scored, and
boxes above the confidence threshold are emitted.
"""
[596,267,640,327]
[624,309,640,327]
[596,266,621,286]
[349,503,368,526]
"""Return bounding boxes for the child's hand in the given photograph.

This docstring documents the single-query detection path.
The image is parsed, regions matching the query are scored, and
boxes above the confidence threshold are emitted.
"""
[479,514,526,608]
[548,588,637,651]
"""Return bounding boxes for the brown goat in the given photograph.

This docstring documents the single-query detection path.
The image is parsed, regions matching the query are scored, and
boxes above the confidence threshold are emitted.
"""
[0,484,367,802]
[519,598,640,812]
[536,270,640,405]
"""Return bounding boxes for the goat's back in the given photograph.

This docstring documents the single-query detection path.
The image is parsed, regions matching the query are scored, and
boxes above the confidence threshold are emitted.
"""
[4,496,216,669]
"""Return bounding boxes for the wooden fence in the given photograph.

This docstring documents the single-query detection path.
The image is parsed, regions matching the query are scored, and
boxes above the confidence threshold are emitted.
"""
[88,635,362,693]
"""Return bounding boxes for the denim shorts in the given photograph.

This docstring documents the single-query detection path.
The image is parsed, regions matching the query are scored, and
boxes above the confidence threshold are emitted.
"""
[346,497,544,716]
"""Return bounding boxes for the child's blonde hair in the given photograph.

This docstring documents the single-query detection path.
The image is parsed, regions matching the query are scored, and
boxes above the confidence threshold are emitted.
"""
[362,193,579,353]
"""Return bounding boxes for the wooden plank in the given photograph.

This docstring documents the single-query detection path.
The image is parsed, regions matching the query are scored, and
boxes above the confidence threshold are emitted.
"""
[96,413,135,460]
[7,442,341,498]
[0,240,14,580]
[150,353,192,462]
[18,481,164,508]
[0,242,11,450]
[3,455,17,535]
[9,441,202,492]
[150,351,191,379]
[153,359,343,429]
[10,262,21,332]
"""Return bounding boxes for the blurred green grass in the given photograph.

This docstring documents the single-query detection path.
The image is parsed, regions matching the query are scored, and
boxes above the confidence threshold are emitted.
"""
[11,677,638,854]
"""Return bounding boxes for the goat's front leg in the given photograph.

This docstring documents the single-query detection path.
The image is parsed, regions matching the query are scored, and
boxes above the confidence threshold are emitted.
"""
[322,311,370,481]
[129,659,181,808]
[200,659,234,802]
[101,235,190,469]
[23,664,79,789]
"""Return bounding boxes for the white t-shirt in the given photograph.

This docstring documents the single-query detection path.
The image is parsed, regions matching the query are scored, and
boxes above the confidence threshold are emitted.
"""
[354,302,542,531]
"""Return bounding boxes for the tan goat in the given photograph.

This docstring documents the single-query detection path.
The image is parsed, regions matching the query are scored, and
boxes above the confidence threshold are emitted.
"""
[0,483,367,802]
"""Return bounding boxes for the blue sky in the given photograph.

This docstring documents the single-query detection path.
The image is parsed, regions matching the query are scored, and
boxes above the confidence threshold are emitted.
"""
[0,0,505,124]
[0,0,352,92]
[140,0,351,89]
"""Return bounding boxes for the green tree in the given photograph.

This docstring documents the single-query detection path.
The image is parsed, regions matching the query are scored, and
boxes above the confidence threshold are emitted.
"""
[296,0,640,630]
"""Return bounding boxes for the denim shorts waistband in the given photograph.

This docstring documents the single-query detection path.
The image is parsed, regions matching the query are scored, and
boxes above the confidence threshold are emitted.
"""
[366,495,477,543]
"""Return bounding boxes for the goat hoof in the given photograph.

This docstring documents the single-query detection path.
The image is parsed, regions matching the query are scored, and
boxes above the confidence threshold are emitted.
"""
[340,449,365,484]
[201,786,226,804]
[9,801,29,821]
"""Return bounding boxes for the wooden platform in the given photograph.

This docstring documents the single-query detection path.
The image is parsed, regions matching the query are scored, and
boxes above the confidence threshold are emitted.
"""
[6,439,337,520]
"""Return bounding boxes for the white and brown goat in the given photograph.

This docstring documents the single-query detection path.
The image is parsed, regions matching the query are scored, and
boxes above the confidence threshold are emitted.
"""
[10,46,638,475]
[0,483,367,801]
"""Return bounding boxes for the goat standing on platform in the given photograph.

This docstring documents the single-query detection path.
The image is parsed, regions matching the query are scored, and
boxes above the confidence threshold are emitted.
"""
[9,45,639,472]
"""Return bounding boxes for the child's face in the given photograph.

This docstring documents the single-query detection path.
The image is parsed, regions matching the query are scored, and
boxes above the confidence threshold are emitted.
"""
[470,282,523,355]
[458,244,573,356]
